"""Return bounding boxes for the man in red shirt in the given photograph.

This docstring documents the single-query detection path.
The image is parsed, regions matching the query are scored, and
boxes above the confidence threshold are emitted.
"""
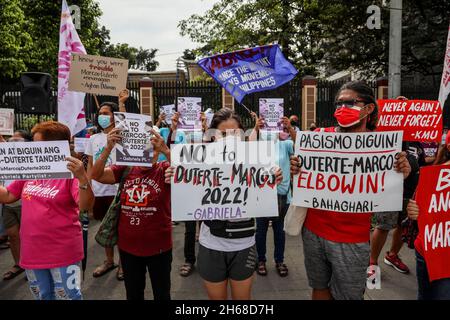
[290,81,411,300]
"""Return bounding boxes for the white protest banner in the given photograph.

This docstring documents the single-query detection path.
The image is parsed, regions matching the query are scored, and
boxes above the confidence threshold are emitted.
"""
[177,97,202,131]
[171,139,278,221]
[0,141,72,180]
[259,98,283,132]
[68,53,128,96]
[114,112,153,167]
[160,104,176,125]
[0,109,14,136]
[438,24,450,109]
[74,137,89,153]
[291,131,404,213]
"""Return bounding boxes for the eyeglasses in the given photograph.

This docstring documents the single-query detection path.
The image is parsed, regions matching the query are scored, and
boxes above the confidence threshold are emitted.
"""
[334,99,367,109]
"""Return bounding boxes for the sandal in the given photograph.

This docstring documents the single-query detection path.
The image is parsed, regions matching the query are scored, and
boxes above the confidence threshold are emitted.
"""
[257,261,267,276]
[276,263,288,277]
[3,265,24,281]
[116,268,124,281]
[179,263,194,277]
[93,261,117,278]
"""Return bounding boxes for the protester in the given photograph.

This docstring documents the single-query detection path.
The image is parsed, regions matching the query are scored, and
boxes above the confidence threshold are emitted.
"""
[406,131,450,300]
[289,115,300,132]
[0,121,94,300]
[369,141,422,275]
[290,81,411,300]
[309,122,317,131]
[249,113,293,277]
[86,101,123,279]
[166,108,283,300]
[156,112,170,129]
[1,133,31,280]
[90,125,173,300]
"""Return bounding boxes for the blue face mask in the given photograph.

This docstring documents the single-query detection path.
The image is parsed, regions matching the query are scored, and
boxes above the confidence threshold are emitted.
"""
[98,115,111,129]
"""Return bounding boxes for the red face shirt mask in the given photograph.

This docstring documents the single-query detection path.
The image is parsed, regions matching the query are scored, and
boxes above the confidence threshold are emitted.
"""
[333,106,364,128]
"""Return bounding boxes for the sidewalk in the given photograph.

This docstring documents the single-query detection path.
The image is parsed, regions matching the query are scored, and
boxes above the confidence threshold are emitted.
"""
[0,221,417,300]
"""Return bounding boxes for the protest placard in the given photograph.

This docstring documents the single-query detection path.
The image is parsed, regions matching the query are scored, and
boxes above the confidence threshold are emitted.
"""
[205,108,214,127]
[0,109,14,136]
[171,139,278,221]
[198,45,298,103]
[415,165,450,282]
[74,137,89,153]
[68,53,128,96]
[160,104,176,125]
[291,131,404,213]
[114,112,153,167]
[377,100,442,142]
[0,141,72,180]
[259,98,283,132]
[177,97,202,131]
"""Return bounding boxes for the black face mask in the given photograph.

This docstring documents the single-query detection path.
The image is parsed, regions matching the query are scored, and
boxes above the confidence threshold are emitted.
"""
[290,121,298,127]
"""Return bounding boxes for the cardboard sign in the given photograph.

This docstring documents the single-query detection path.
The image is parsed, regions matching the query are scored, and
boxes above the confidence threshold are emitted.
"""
[0,109,14,136]
[160,104,176,125]
[416,165,450,282]
[74,137,89,153]
[114,112,153,167]
[291,131,404,213]
[171,139,278,221]
[260,98,283,132]
[377,100,442,142]
[0,141,72,180]
[68,53,128,96]
[177,97,202,131]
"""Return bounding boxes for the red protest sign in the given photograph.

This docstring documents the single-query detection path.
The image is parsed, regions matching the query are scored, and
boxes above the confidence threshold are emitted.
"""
[415,164,450,282]
[377,100,442,142]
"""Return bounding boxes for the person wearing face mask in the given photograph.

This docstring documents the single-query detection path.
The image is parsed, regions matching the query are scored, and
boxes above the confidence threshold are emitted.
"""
[289,115,300,132]
[290,81,412,300]
[85,101,123,280]
[249,113,294,277]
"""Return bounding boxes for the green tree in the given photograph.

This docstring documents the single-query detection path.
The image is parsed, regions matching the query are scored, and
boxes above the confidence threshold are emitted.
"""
[179,0,449,79]
[135,47,159,71]
[0,0,33,80]
[182,49,196,60]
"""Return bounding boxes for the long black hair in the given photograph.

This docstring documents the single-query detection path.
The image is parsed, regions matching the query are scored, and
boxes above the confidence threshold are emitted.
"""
[335,81,378,131]
[209,108,244,130]
[95,102,118,131]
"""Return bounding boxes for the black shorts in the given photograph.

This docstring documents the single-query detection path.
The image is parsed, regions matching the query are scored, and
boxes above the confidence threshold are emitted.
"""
[197,244,257,282]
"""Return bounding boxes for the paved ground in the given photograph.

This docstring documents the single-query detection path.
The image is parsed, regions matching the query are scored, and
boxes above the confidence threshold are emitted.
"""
[0,220,417,300]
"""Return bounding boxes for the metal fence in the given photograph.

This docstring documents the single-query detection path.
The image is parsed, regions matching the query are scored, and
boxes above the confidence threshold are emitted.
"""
[153,80,222,118]
[235,78,302,129]
[0,81,140,132]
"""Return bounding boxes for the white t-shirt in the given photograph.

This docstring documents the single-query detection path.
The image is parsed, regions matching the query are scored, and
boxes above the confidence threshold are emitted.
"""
[85,132,118,197]
[199,223,255,252]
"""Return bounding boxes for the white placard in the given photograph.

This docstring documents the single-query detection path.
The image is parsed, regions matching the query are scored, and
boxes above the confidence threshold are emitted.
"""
[291,131,404,213]
[0,109,14,136]
[0,141,72,180]
[171,139,278,221]
[74,137,89,153]
[114,112,153,167]
[177,97,202,131]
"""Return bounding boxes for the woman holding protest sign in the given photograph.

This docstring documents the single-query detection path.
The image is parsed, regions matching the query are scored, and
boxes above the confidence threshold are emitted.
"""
[90,125,173,300]
[290,81,411,300]
[406,131,450,300]
[248,112,293,277]
[165,108,283,300]
[0,121,94,300]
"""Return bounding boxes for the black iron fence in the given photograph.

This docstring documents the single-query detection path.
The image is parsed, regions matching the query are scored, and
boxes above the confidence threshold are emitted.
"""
[153,80,222,118]
[0,81,140,132]
[235,78,302,129]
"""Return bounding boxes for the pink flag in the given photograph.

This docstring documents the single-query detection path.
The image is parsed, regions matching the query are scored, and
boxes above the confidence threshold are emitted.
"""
[57,0,87,135]
[438,25,450,109]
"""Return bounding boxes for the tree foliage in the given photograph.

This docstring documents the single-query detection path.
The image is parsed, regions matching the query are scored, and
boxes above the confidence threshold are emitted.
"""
[179,0,450,80]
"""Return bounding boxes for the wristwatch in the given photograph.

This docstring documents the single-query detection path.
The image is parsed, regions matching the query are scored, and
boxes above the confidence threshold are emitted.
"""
[79,183,89,190]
